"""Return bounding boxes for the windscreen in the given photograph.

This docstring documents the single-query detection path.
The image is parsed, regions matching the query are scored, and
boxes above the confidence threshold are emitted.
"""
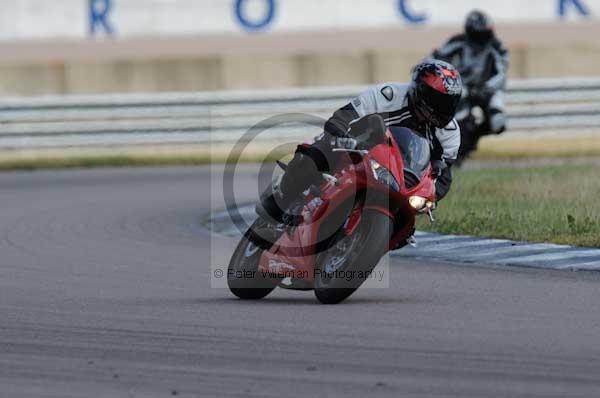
[389,127,431,182]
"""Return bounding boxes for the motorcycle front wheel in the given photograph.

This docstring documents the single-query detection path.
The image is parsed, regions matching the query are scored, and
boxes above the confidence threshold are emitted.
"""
[227,218,280,300]
[314,209,393,304]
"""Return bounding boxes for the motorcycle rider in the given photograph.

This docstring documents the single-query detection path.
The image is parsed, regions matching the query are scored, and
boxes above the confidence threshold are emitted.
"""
[257,60,463,224]
[431,10,509,135]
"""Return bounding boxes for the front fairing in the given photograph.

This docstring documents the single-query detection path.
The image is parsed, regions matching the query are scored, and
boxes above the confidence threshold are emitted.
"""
[366,130,436,204]
[366,130,436,250]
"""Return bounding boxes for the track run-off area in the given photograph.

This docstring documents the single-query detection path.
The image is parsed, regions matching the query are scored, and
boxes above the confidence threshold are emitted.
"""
[1,165,600,397]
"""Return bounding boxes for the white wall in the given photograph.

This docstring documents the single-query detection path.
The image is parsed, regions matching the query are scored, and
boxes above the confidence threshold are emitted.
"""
[0,0,597,40]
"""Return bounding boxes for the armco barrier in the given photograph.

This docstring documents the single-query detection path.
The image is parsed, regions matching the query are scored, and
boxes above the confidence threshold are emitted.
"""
[1,78,600,149]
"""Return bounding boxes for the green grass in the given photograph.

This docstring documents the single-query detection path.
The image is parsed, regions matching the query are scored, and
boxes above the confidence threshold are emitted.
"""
[417,164,600,247]
[0,155,209,171]
[475,134,600,160]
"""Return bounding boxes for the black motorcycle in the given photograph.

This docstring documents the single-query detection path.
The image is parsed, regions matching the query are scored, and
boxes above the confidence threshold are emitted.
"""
[454,66,499,166]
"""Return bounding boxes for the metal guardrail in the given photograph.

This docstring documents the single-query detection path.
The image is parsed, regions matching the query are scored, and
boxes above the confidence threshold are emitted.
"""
[1,78,600,149]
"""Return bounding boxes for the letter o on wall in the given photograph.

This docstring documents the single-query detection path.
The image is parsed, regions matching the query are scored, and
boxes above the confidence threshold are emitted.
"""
[235,0,276,31]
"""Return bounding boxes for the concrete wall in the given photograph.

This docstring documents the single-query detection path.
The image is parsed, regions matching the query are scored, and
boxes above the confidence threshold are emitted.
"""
[2,0,596,40]
[1,24,600,96]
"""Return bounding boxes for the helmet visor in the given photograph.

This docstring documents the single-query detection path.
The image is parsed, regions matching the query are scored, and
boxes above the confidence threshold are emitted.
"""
[467,28,493,44]
[416,84,461,128]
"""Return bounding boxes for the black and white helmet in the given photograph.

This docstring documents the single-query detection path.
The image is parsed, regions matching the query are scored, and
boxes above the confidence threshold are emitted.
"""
[408,60,463,128]
[465,10,494,44]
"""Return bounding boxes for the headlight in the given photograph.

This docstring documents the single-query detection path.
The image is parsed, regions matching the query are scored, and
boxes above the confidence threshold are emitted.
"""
[370,160,400,192]
[409,196,435,212]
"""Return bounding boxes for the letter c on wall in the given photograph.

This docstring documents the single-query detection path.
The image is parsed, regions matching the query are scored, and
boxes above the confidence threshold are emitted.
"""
[398,0,427,24]
[235,0,276,31]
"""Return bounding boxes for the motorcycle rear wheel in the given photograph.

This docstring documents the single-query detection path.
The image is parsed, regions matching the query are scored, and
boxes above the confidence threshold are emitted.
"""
[314,210,393,304]
[227,219,280,300]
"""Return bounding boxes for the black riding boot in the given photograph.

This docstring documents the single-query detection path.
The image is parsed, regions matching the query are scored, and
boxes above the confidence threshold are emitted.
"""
[256,150,324,223]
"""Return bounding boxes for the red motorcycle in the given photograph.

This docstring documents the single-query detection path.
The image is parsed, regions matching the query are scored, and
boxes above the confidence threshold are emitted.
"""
[227,115,437,304]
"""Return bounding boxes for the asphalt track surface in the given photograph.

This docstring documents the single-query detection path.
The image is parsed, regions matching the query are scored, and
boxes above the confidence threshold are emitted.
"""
[2,165,600,398]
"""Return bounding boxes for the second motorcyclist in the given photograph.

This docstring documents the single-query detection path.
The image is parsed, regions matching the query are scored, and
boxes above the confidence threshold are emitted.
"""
[257,60,463,224]
[431,10,509,136]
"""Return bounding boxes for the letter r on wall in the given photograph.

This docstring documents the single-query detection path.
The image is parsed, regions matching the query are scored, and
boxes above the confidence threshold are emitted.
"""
[558,0,591,18]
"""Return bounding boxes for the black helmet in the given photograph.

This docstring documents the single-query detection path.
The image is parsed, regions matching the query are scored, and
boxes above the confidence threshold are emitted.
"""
[408,60,462,128]
[465,10,493,44]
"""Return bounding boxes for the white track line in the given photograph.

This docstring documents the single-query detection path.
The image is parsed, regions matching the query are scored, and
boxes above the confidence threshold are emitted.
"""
[498,250,600,264]
[450,243,566,260]
[557,261,600,271]
[412,238,513,253]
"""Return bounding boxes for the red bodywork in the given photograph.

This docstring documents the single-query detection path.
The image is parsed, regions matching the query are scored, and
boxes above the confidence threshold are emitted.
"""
[259,129,436,286]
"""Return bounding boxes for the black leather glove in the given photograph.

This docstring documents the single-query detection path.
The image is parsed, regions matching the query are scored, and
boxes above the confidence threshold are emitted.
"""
[333,136,358,150]
[434,164,453,202]
[431,160,447,179]
[478,86,496,103]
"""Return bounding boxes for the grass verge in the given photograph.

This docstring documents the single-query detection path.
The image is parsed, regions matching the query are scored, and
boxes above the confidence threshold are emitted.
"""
[474,133,600,160]
[0,155,212,171]
[0,149,290,171]
[0,133,599,170]
[417,163,600,247]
